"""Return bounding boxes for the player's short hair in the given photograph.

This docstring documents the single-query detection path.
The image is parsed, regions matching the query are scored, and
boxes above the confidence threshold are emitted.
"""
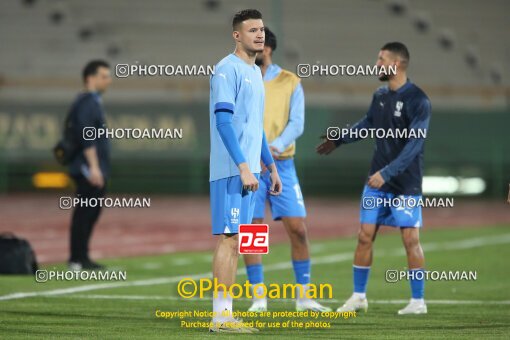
[381,42,410,66]
[264,27,277,52]
[232,9,262,30]
[82,60,110,83]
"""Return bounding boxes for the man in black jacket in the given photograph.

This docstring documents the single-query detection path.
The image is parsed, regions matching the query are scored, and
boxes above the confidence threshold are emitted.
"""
[68,60,112,270]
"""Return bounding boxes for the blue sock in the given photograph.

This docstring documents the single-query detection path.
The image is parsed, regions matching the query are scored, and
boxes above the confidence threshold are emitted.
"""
[353,265,370,293]
[409,268,425,299]
[292,259,311,285]
[246,264,264,285]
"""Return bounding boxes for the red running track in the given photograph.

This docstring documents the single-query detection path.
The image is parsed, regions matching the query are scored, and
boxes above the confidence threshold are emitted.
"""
[0,194,508,264]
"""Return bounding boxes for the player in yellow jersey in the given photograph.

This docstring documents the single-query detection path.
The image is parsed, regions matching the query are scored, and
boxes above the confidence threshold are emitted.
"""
[243,28,331,312]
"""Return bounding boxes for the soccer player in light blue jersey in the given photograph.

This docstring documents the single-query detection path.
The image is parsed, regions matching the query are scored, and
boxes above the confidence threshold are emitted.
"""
[208,9,282,333]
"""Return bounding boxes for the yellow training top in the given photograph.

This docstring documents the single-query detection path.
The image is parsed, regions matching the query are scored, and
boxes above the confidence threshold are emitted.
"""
[263,67,302,159]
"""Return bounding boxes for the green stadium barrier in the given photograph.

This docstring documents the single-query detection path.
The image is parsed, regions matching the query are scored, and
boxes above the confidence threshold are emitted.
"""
[0,102,508,197]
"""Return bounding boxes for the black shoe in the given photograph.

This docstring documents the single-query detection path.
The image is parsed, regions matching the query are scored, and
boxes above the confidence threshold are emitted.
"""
[82,260,105,270]
[68,261,84,271]
[68,260,105,271]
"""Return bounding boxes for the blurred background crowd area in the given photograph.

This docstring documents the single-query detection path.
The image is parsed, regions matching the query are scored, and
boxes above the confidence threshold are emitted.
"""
[0,0,508,198]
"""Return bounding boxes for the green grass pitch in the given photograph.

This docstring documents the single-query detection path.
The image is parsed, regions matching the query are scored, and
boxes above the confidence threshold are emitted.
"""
[0,225,509,339]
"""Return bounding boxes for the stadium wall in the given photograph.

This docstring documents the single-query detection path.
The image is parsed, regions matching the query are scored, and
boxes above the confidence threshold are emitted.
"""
[0,102,508,197]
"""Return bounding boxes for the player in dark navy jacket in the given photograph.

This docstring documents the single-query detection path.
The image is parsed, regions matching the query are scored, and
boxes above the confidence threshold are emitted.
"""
[68,60,112,271]
[317,42,431,315]
[339,79,430,195]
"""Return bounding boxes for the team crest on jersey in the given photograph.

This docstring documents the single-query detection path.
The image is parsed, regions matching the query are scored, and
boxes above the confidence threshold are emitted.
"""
[231,208,239,224]
[394,101,404,117]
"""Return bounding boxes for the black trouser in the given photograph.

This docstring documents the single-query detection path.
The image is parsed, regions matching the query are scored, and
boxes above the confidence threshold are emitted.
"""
[69,175,106,262]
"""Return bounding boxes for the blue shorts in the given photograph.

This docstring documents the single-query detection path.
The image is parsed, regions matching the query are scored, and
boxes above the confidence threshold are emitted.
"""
[360,185,423,228]
[210,174,260,235]
[253,158,307,221]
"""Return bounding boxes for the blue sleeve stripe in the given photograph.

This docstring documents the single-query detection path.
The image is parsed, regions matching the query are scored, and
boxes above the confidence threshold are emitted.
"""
[214,108,233,114]
[214,102,234,111]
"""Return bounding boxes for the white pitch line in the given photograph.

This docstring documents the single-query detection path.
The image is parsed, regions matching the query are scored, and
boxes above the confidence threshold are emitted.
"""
[368,299,510,305]
[172,258,193,266]
[310,244,327,253]
[51,294,510,305]
[0,273,210,301]
[1,233,509,302]
[141,263,163,270]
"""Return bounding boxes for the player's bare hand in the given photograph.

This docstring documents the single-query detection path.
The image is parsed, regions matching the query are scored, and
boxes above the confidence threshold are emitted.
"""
[239,163,259,192]
[368,171,385,189]
[88,166,104,188]
[267,163,282,195]
[316,135,339,155]
[269,146,282,160]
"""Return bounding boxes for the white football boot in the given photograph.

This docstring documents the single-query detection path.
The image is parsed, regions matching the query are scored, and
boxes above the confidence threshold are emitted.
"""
[296,298,332,312]
[336,294,368,313]
[397,299,427,315]
[247,298,268,312]
[295,285,332,312]
[247,285,268,312]
[209,316,259,333]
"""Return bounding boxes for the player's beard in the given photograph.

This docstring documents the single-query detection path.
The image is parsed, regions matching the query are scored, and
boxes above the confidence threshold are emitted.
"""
[252,41,264,54]
[245,46,263,58]
[378,64,393,81]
